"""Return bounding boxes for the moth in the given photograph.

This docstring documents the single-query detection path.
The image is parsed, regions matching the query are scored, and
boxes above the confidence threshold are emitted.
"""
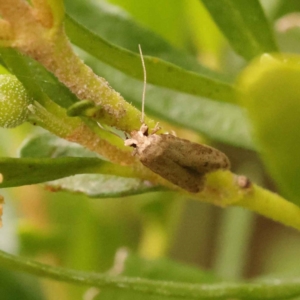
[125,46,230,193]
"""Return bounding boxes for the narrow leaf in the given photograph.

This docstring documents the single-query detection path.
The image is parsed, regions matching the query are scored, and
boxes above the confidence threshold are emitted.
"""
[62,0,252,148]
[1,44,253,149]
[65,14,236,103]
[0,48,78,108]
[18,133,162,196]
[19,132,98,158]
[46,175,162,198]
[84,55,254,149]
[64,0,228,79]
[0,157,129,188]
[201,0,278,60]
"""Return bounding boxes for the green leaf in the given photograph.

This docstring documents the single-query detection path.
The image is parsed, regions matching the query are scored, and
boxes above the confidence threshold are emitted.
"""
[0,2,253,149]
[46,174,162,198]
[62,0,253,148]
[0,156,126,188]
[0,1,253,149]
[0,48,49,105]
[65,14,236,104]
[1,37,253,149]
[81,52,254,149]
[19,132,98,158]
[17,133,162,196]
[238,54,300,206]
[0,48,78,108]
[106,0,187,49]
[64,0,228,78]
[201,0,278,60]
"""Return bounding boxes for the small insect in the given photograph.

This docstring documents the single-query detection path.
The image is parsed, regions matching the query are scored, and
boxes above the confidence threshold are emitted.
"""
[125,45,230,193]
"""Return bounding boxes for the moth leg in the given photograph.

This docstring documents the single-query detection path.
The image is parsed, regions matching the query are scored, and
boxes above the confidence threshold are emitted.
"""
[139,124,148,135]
[151,122,161,134]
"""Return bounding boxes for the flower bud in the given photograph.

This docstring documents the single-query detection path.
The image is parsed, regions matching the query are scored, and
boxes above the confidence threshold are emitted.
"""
[0,74,33,128]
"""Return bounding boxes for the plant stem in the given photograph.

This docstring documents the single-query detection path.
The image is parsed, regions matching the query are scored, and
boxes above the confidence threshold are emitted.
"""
[1,249,300,299]
[188,172,300,232]
[28,102,76,137]
[0,0,157,133]
[27,99,135,165]
[237,185,300,230]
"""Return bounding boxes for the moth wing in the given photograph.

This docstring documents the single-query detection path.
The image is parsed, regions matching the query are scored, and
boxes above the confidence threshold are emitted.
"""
[160,134,230,173]
[140,149,205,193]
[135,133,229,192]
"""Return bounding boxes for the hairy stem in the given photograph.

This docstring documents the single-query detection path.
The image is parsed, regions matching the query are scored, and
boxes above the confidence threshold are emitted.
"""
[1,249,300,299]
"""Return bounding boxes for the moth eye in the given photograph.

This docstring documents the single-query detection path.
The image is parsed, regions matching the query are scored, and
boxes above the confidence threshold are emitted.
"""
[131,144,137,148]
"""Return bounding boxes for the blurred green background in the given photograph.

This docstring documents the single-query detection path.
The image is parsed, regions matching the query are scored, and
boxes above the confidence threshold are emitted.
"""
[2,0,300,299]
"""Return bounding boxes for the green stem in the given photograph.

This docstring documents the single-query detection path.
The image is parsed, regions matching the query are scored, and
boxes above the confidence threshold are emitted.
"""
[1,249,300,299]
[237,185,300,230]
[0,1,157,133]
[189,172,300,232]
[30,28,156,133]
[27,99,135,165]
[2,0,300,233]
[28,101,76,137]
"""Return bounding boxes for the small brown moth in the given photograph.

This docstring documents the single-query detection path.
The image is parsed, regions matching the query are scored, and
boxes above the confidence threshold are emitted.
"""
[125,46,230,193]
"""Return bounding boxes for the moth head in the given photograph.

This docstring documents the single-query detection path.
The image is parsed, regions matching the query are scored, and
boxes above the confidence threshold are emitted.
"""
[124,124,150,151]
[124,137,138,148]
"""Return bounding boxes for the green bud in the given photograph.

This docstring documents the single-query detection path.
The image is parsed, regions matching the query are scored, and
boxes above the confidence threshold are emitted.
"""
[67,100,96,117]
[0,74,33,128]
[238,54,300,205]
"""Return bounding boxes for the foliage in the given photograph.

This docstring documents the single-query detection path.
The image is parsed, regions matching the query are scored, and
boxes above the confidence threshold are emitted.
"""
[1,0,300,299]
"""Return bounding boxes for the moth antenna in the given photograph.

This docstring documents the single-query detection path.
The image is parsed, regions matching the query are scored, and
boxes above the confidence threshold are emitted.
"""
[138,44,146,124]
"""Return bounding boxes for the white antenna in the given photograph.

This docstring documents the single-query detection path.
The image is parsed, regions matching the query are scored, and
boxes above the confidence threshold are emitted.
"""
[138,44,146,124]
